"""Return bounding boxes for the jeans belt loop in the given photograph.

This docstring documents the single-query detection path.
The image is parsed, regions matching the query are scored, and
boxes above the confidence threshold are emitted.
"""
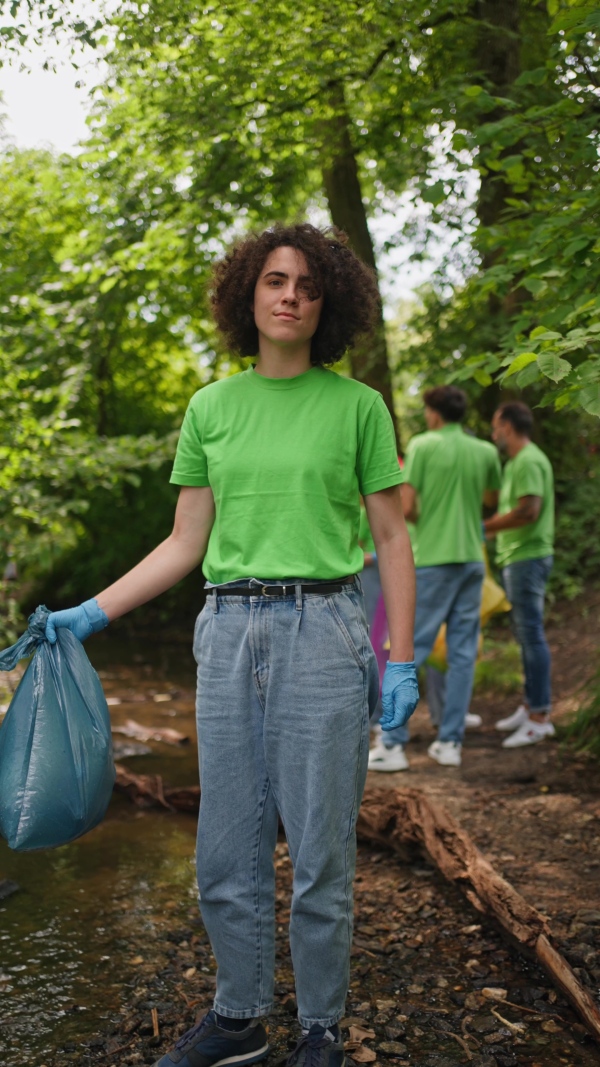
[295,581,302,612]
[210,588,219,614]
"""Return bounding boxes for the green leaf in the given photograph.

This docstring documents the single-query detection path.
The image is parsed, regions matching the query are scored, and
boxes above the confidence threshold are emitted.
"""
[563,237,592,258]
[575,361,600,384]
[522,277,547,296]
[517,362,541,388]
[498,154,523,172]
[553,392,572,412]
[503,352,538,378]
[515,67,548,87]
[464,85,483,97]
[99,275,119,293]
[537,353,572,382]
[421,181,445,205]
[530,327,561,341]
[579,386,600,418]
[549,3,597,34]
[473,369,493,387]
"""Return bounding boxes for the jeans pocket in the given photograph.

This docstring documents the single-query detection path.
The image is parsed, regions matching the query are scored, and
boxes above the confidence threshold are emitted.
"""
[326,593,367,671]
[192,604,210,664]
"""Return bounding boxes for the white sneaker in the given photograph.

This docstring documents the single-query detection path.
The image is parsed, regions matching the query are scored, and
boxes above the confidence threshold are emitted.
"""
[465,713,482,729]
[428,740,462,767]
[495,704,529,732]
[368,741,409,772]
[502,718,555,749]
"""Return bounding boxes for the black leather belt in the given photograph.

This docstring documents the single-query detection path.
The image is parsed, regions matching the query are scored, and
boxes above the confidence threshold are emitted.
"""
[213,577,356,598]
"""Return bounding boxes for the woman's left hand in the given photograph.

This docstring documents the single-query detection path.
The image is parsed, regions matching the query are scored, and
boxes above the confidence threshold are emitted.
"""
[380,661,419,729]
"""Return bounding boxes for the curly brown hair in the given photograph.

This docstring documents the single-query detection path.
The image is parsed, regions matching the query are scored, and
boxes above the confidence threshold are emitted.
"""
[210,223,380,365]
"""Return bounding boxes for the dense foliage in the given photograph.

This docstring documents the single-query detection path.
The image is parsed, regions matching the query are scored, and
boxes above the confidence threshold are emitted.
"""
[1,0,599,643]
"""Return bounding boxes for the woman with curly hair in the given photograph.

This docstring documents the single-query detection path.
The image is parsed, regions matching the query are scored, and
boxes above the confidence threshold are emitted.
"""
[46,223,418,1067]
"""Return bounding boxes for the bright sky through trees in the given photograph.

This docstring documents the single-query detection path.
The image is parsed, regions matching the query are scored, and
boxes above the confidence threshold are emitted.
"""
[0,32,433,308]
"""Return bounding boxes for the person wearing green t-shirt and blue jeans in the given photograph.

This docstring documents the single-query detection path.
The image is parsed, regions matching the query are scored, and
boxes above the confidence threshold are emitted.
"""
[43,225,418,1067]
[484,401,554,749]
[368,385,501,771]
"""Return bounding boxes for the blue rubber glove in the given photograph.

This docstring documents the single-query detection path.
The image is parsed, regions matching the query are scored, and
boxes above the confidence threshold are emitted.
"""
[45,598,109,645]
[380,661,420,730]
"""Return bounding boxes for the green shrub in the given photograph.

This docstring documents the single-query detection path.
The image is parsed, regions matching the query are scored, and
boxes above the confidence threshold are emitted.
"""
[474,637,522,695]
[560,672,600,760]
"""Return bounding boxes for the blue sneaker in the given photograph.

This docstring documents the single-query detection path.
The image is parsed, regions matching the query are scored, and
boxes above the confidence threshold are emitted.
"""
[152,1009,269,1067]
[286,1024,345,1067]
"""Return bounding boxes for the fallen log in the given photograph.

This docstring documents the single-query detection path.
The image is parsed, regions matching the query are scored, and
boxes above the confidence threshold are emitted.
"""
[357,787,600,1044]
[112,767,600,1043]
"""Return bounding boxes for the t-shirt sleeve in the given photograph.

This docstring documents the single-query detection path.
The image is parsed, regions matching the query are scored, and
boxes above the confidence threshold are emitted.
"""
[514,454,545,498]
[169,394,210,487]
[487,448,502,491]
[357,395,403,495]
[402,435,426,492]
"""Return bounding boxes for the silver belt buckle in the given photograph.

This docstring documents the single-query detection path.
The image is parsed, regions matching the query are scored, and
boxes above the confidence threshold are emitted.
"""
[262,584,285,596]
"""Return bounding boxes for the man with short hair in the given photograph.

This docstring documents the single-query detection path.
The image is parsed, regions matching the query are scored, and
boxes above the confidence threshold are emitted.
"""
[368,385,501,771]
[484,402,555,748]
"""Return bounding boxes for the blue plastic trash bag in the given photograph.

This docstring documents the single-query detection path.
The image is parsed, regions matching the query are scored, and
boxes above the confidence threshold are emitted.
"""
[0,605,115,851]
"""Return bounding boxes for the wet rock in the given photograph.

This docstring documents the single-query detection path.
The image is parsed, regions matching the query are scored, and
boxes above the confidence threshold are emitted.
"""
[484,1031,509,1044]
[0,879,19,901]
[472,1014,500,1034]
[378,1040,408,1056]
[384,1024,406,1041]
[568,943,597,967]
[577,910,600,925]
[374,1011,391,1024]
[481,987,507,1002]
[449,991,465,1006]
[493,1055,518,1067]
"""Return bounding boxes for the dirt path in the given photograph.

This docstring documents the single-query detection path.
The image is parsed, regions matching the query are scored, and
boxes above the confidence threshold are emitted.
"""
[368,592,600,959]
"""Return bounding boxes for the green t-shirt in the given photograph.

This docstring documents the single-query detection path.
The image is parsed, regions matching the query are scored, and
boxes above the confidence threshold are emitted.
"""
[403,423,501,567]
[170,366,402,583]
[496,442,554,567]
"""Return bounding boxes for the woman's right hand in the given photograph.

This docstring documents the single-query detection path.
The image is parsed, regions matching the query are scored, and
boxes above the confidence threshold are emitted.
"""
[45,599,109,644]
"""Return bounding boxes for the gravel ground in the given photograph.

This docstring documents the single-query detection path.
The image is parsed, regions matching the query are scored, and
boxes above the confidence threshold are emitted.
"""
[71,839,600,1067]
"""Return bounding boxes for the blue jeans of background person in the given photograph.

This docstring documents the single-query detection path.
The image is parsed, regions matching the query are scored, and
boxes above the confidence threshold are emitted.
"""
[193,579,379,1030]
[502,556,553,713]
[382,562,485,747]
[359,560,381,628]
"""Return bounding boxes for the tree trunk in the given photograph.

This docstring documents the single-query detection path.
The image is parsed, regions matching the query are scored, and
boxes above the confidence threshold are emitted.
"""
[320,82,400,448]
[472,0,525,420]
[475,0,521,241]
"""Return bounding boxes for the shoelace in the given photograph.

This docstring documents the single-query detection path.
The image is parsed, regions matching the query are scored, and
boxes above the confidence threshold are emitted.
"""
[286,1030,332,1067]
[174,1012,212,1052]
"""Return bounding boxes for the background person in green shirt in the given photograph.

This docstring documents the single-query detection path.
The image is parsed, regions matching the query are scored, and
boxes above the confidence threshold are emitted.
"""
[44,224,418,1067]
[368,385,501,771]
[484,401,555,749]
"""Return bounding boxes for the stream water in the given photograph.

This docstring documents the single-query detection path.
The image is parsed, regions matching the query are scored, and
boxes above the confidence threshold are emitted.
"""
[0,634,201,1066]
[1,635,599,1067]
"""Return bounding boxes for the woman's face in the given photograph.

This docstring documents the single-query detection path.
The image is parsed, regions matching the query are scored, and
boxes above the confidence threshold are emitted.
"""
[252,246,323,349]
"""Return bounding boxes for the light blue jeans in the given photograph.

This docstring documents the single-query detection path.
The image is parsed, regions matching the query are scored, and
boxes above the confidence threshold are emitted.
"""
[502,556,553,713]
[193,578,379,1029]
[383,562,485,747]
